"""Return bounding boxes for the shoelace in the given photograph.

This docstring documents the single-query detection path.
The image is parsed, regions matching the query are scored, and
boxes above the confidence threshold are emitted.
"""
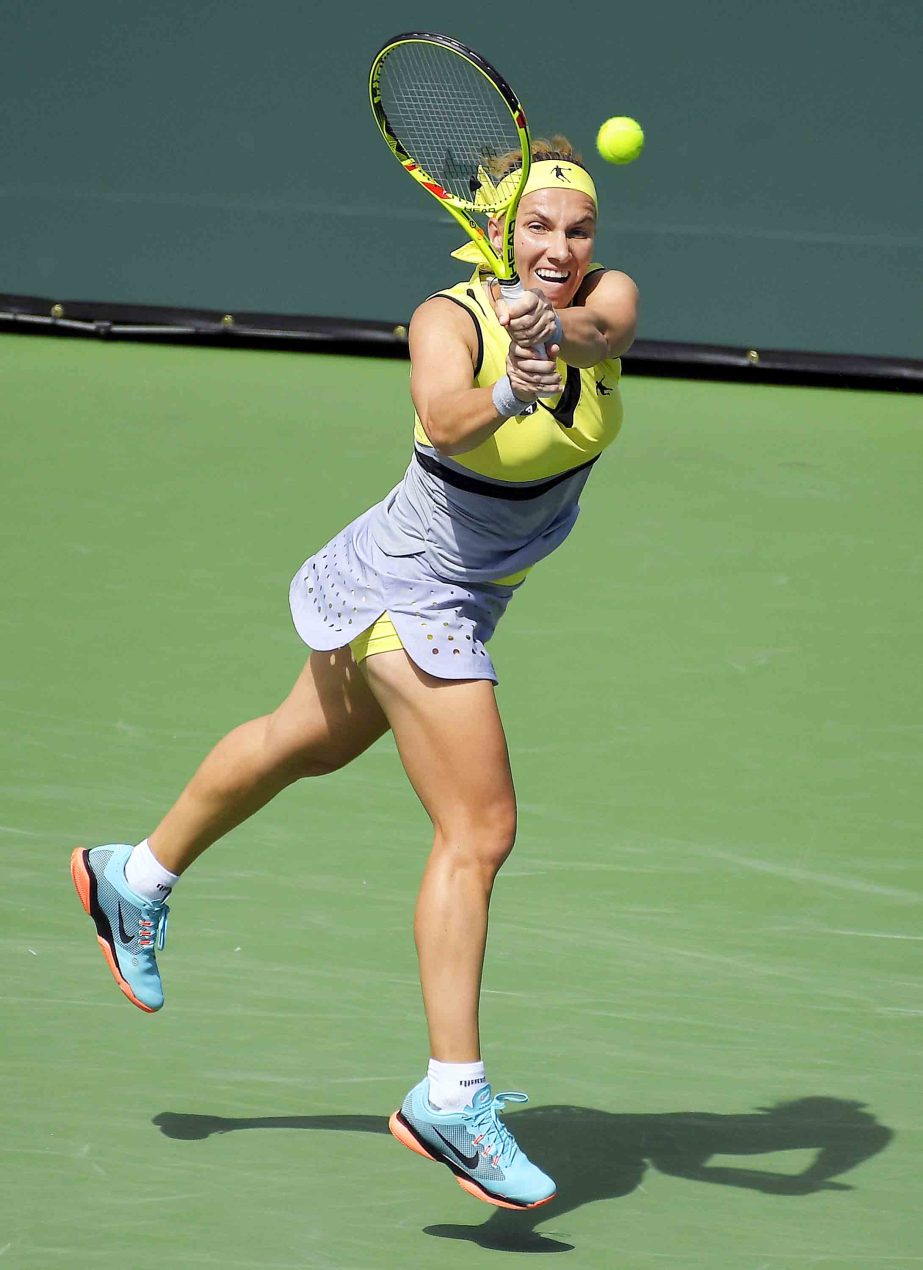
[464,1091,529,1168]
[138,903,169,952]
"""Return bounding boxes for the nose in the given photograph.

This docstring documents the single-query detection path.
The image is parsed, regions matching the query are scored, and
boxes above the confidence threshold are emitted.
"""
[546,230,570,264]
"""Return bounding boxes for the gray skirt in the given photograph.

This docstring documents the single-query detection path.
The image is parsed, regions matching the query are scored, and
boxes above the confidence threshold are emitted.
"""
[288,504,520,683]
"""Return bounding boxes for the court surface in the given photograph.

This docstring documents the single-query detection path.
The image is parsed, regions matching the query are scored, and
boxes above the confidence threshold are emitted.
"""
[2,334,921,1268]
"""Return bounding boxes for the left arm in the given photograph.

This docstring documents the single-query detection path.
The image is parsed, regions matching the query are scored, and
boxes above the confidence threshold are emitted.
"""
[495,270,639,367]
[559,269,639,364]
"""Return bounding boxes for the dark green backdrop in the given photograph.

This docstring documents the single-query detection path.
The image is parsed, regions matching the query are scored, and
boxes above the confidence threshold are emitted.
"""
[1,0,920,357]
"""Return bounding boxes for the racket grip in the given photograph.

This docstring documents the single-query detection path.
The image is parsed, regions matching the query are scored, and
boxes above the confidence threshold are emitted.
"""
[497,276,549,359]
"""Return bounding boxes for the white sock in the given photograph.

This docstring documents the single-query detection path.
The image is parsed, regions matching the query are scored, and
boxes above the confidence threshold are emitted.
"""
[124,839,180,902]
[426,1059,487,1113]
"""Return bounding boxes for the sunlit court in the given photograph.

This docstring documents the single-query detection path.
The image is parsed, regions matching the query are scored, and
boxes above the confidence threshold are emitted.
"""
[2,3,921,1267]
[3,335,920,1264]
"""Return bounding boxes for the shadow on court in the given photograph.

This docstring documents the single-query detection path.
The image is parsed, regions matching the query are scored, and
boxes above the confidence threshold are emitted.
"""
[153,1097,892,1254]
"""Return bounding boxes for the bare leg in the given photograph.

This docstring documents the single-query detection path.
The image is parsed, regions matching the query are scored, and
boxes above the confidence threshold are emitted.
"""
[361,651,516,1063]
[149,649,389,874]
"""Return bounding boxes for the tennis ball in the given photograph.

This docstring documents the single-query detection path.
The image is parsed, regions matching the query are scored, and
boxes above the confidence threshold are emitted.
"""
[596,116,644,164]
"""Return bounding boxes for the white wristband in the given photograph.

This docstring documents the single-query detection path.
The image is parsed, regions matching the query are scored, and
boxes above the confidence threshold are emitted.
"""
[492,374,530,419]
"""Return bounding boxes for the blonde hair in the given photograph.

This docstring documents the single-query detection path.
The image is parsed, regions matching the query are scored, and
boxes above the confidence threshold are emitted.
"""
[487,135,587,182]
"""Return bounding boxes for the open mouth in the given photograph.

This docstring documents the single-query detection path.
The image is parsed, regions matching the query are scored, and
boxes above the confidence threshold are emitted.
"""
[535,269,570,285]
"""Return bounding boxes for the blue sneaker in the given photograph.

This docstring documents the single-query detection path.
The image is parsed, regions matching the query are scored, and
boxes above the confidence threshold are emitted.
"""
[70,844,168,1012]
[389,1081,556,1209]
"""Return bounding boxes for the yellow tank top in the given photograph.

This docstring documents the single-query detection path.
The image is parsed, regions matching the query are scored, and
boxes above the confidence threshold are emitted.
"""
[413,265,624,484]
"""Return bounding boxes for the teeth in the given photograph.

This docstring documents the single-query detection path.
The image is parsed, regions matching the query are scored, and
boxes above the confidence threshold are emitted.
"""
[536,269,567,282]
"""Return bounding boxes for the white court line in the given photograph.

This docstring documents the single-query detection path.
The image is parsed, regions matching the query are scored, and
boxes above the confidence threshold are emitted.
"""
[827,929,923,940]
[671,840,921,903]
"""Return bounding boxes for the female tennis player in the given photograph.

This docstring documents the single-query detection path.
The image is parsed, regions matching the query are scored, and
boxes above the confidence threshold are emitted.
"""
[71,138,638,1211]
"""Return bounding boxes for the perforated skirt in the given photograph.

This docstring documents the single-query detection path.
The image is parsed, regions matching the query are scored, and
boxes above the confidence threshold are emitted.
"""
[288,505,519,683]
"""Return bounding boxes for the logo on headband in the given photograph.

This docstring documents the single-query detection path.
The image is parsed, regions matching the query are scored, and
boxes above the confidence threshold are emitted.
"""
[553,165,571,182]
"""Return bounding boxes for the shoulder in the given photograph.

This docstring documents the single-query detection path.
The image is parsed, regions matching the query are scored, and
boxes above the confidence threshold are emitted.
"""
[409,292,483,374]
[410,293,479,345]
[410,282,492,359]
[575,267,639,311]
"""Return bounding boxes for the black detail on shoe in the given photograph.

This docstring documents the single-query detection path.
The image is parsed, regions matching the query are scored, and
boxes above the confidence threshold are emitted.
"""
[117,902,133,945]
[83,850,116,949]
[394,1110,437,1159]
[433,1128,481,1170]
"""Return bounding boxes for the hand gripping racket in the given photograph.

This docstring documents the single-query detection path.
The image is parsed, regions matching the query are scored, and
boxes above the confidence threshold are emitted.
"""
[369,32,547,355]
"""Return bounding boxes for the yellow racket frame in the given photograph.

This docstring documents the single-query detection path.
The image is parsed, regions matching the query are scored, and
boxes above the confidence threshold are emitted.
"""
[369,32,533,288]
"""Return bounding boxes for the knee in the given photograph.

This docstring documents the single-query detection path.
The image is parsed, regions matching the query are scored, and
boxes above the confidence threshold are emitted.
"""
[435,803,517,877]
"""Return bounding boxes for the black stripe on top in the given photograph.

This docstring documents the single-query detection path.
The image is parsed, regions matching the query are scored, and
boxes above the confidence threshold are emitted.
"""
[414,448,598,501]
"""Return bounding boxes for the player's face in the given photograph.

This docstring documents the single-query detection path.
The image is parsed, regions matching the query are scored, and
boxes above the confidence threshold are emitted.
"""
[492,188,597,307]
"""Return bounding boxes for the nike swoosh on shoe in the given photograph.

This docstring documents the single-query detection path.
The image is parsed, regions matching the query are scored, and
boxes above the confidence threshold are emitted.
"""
[117,903,133,945]
[433,1129,481,1170]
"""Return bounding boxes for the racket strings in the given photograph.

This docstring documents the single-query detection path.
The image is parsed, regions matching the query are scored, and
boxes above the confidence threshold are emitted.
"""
[378,43,522,210]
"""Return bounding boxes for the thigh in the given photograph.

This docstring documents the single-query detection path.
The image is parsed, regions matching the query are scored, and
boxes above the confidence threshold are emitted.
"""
[266,648,390,773]
[360,651,516,835]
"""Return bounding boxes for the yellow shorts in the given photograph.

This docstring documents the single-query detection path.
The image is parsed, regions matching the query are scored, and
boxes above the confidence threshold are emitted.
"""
[347,568,530,666]
[349,612,404,665]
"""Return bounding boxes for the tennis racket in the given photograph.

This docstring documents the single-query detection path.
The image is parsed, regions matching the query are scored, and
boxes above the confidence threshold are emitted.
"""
[369,31,546,353]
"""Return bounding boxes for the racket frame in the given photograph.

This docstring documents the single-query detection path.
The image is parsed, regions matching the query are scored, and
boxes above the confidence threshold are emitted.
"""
[369,31,533,290]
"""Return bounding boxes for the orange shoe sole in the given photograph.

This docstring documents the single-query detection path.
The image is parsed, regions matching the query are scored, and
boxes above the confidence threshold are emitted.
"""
[388,1110,555,1210]
[70,847,157,1013]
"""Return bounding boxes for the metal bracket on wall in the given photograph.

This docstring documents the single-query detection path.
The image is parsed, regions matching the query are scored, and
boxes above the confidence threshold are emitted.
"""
[1,294,920,393]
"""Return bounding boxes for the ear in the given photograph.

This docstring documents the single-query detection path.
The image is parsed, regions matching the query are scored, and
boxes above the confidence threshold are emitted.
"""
[487,216,504,252]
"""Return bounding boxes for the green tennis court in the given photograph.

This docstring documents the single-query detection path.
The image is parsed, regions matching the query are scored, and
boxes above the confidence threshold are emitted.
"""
[2,334,920,1267]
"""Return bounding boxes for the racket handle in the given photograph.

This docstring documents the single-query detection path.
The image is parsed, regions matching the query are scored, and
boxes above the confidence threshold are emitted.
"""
[497,276,549,359]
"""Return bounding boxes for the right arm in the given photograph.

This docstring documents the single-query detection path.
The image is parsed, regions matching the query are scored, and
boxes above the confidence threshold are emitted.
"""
[409,296,562,458]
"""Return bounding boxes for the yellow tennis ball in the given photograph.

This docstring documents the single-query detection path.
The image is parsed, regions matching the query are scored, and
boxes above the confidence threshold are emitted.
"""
[596,116,644,164]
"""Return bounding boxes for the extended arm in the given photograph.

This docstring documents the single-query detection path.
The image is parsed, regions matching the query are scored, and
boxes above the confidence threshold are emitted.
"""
[494,269,639,367]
